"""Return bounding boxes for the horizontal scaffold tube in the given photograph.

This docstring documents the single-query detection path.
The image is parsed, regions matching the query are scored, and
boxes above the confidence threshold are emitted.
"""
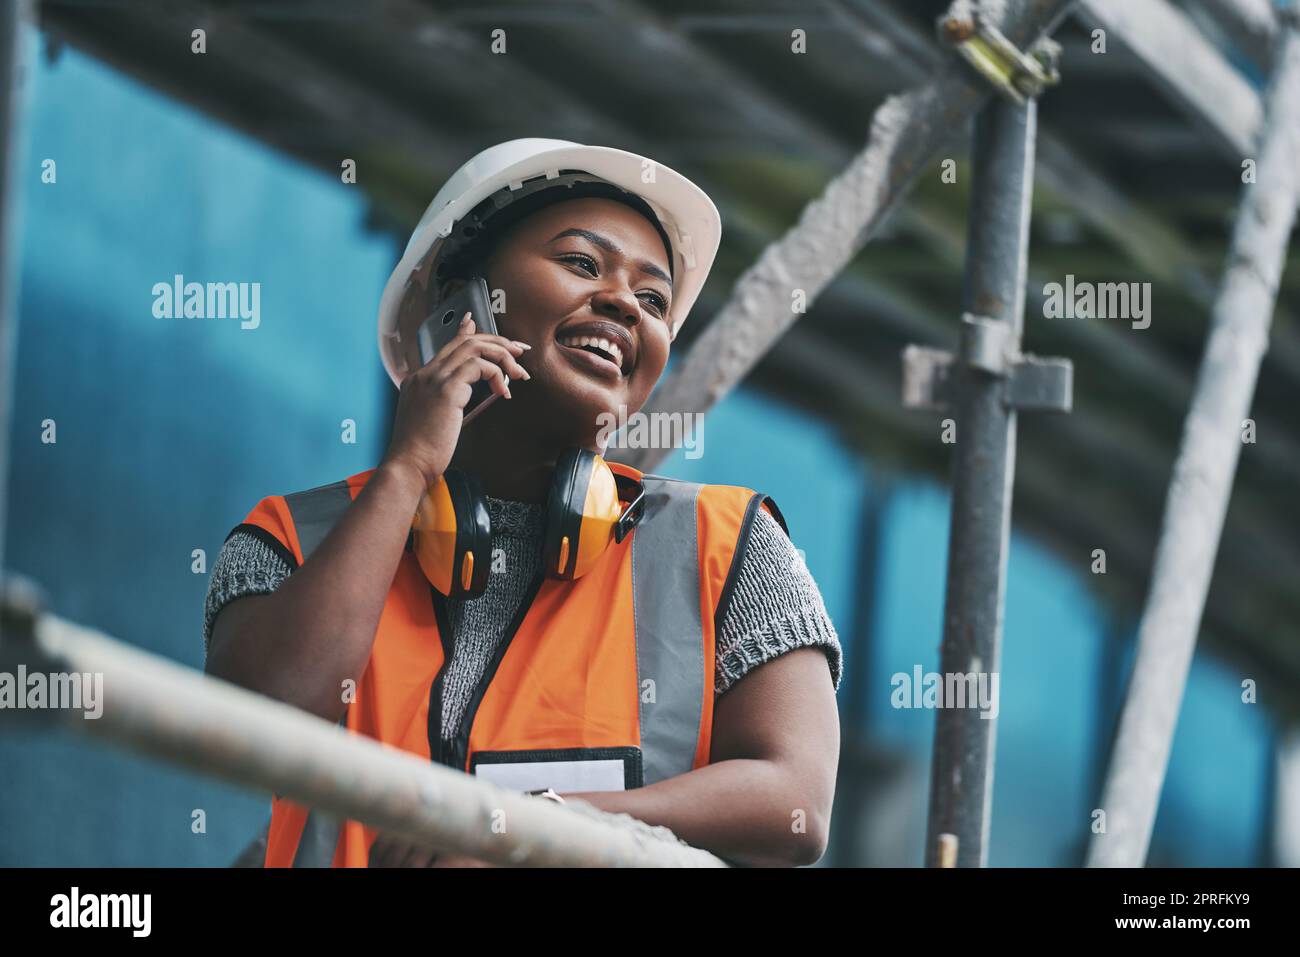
[0,602,726,868]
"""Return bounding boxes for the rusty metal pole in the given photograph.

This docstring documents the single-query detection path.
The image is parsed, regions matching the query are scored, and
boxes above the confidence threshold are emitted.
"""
[905,11,1073,868]
[922,95,1036,869]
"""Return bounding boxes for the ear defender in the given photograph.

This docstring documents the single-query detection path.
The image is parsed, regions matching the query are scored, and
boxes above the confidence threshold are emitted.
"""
[542,448,645,580]
[411,450,647,597]
[410,468,492,599]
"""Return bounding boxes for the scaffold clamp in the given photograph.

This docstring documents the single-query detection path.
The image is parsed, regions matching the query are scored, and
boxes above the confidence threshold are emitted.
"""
[901,314,1073,413]
[938,8,1061,104]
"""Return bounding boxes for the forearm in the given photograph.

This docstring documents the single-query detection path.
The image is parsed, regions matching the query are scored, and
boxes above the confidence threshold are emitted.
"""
[206,459,428,721]
[564,757,829,867]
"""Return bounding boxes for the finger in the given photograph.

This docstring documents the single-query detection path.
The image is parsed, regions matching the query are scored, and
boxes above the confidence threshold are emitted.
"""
[464,356,512,400]
[445,311,529,353]
[443,354,513,400]
[489,335,531,355]
[439,353,510,399]
[442,328,531,361]
[417,332,528,380]
[487,335,532,354]
[459,339,531,380]
[453,313,530,353]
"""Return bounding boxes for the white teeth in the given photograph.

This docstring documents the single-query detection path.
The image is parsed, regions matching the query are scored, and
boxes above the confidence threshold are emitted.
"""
[559,334,625,372]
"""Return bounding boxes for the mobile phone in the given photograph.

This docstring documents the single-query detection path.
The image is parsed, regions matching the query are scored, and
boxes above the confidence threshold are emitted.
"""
[416,277,502,423]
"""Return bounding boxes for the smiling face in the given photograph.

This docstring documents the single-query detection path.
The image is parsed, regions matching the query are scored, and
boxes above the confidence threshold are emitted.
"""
[422,195,676,447]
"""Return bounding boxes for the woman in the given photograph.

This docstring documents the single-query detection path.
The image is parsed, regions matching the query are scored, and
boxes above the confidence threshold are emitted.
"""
[203,139,842,868]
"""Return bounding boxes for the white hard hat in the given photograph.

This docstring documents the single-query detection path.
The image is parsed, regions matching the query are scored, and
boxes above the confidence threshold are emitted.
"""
[376,137,722,387]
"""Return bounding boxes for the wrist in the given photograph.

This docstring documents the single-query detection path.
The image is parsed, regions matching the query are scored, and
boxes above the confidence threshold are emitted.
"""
[378,456,434,500]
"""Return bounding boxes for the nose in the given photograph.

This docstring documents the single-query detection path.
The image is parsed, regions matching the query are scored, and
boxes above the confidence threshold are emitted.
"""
[590,281,641,327]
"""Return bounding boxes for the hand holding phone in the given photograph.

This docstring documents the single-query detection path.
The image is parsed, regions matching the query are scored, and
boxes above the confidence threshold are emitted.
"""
[417,277,502,424]
[381,279,531,488]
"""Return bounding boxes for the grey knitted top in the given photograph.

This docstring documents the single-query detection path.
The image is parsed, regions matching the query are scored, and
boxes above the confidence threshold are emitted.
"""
[203,495,842,744]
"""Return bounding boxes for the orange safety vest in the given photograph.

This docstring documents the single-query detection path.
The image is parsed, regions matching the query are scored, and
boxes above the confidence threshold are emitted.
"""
[235,461,785,867]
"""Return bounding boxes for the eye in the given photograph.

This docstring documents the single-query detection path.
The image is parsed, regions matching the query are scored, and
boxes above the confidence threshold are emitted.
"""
[638,290,669,317]
[558,252,598,275]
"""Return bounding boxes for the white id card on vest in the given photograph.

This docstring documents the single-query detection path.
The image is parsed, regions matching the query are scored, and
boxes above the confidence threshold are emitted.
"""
[470,746,643,791]
[473,758,626,793]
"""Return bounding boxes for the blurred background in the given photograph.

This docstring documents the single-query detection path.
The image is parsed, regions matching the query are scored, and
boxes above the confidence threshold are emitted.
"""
[0,0,1296,867]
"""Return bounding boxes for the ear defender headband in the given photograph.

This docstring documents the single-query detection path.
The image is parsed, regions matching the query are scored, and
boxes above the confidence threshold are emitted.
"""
[410,448,646,599]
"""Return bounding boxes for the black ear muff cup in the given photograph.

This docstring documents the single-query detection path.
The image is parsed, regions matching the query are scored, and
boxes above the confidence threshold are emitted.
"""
[542,448,594,580]
[443,468,492,599]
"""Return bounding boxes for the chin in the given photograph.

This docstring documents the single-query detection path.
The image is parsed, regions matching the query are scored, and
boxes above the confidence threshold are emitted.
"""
[530,380,623,443]
[573,392,627,435]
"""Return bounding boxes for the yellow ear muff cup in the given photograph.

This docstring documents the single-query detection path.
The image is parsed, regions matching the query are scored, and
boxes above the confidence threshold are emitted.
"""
[411,469,491,598]
[418,451,642,592]
[573,457,622,577]
[411,474,457,596]
[542,449,627,580]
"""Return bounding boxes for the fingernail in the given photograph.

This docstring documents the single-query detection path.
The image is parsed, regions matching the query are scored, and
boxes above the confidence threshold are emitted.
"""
[514,341,531,350]
[505,387,512,399]
[521,370,532,380]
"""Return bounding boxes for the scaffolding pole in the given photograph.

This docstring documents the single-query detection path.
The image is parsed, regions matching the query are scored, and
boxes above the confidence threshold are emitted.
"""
[0,582,726,867]
[923,97,1034,869]
[613,0,1078,473]
[1087,13,1300,868]
[895,6,1074,867]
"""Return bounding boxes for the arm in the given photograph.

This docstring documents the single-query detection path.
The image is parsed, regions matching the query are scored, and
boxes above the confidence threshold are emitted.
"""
[565,646,840,867]
[205,315,530,724]
[567,504,842,867]
[204,459,428,723]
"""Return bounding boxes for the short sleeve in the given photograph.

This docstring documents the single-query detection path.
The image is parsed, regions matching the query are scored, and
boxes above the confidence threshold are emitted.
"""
[202,529,294,662]
[714,506,843,697]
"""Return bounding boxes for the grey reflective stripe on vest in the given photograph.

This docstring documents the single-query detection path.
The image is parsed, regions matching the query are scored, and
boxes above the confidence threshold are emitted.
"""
[284,480,356,563]
[293,800,342,868]
[631,477,706,786]
[282,483,356,866]
[289,712,351,868]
